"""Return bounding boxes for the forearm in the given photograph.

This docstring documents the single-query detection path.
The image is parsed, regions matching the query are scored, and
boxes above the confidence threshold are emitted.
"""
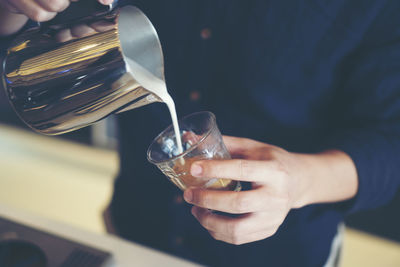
[295,150,358,208]
[0,7,28,36]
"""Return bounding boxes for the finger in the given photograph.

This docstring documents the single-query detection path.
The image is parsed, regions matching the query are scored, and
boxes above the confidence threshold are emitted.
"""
[222,136,261,157]
[222,135,254,148]
[190,159,279,182]
[9,0,56,21]
[184,187,268,214]
[209,228,277,245]
[192,207,282,245]
[55,28,73,42]
[191,206,263,236]
[35,0,70,12]
[89,20,116,32]
[98,0,114,4]
[70,24,96,38]
[182,131,201,145]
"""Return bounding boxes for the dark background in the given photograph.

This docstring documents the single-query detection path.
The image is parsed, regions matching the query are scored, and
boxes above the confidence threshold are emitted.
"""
[0,56,399,244]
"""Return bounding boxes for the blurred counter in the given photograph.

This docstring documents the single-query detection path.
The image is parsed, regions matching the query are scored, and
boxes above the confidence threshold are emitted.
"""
[0,123,116,233]
[0,123,399,267]
[0,203,200,267]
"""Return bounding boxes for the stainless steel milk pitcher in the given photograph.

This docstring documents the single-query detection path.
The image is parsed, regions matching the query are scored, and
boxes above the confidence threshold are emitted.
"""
[2,0,165,135]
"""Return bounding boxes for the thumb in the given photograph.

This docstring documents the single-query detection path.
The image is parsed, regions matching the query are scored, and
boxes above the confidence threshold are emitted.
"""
[97,0,114,5]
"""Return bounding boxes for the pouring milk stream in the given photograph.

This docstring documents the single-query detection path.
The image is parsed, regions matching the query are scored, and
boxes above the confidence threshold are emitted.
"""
[125,57,184,155]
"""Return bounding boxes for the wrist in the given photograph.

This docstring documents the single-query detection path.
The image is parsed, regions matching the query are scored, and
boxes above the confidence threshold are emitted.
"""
[290,152,315,208]
[293,150,358,208]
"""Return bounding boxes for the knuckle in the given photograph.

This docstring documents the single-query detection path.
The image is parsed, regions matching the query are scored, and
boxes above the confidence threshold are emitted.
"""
[191,190,201,204]
[243,137,256,146]
[228,221,244,237]
[266,147,278,158]
[195,191,209,207]
[233,194,251,213]
[228,221,238,237]
[238,159,250,180]
[31,9,51,22]
[259,147,272,160]
[46,0,67,11]
[231,236,243,245]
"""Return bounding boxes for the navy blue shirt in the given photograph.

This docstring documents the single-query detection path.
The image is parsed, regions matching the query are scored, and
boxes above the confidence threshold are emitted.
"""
[111,1,400,266]
[2,1,400,266]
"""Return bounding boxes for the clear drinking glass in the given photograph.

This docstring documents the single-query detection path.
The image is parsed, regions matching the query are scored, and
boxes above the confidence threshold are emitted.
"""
[147,111,241,191]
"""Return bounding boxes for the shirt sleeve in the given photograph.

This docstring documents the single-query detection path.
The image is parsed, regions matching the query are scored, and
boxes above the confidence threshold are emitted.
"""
[320,2,400,214]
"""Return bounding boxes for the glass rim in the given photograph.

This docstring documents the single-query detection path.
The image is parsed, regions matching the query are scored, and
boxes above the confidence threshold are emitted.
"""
[147,111,217,165]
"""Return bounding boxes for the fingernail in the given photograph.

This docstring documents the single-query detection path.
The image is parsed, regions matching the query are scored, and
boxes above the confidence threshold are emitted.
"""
[184,190,192,203]
[191,163,203,177]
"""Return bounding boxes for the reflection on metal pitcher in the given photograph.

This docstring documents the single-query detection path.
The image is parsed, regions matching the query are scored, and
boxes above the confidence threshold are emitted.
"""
[2,2,164,135]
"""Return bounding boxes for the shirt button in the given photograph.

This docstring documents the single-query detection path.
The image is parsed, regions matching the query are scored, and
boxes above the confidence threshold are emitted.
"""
[174,195,184,204]
[200,28,212,40]
[189,90,201,102]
